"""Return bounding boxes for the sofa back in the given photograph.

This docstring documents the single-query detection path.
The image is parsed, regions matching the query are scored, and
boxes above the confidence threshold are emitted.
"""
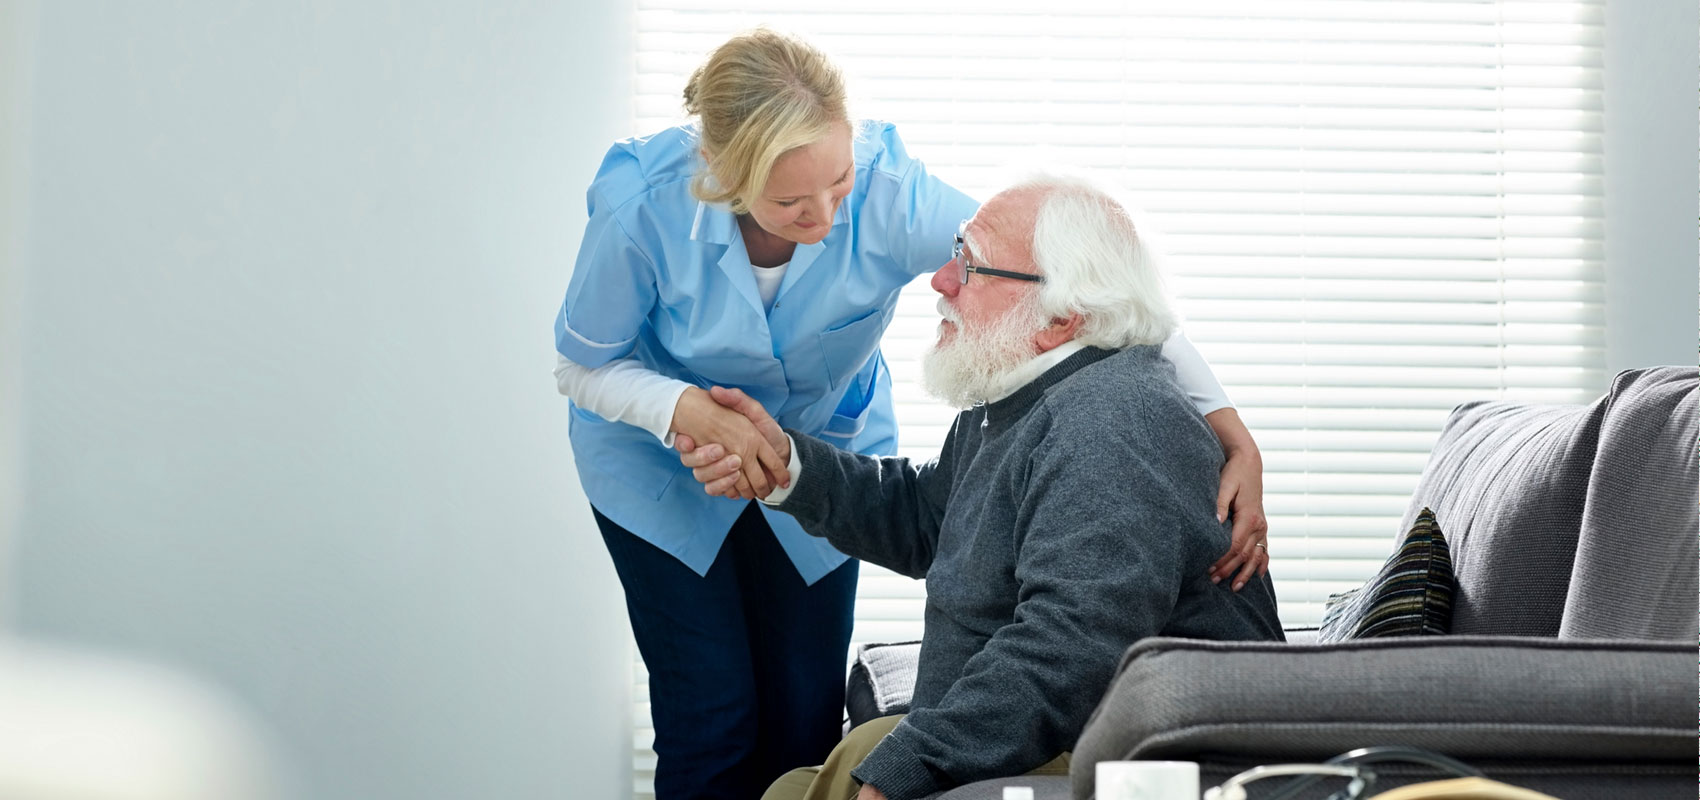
[1561,367,1698,639]
[1400,366,1697,639]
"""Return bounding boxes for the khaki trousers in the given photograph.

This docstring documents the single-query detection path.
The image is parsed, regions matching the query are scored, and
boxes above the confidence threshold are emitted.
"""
[762,715,1071,800]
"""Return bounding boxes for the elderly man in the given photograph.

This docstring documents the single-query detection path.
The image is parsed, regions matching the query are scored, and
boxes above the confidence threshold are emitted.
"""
[680,173,1285,800]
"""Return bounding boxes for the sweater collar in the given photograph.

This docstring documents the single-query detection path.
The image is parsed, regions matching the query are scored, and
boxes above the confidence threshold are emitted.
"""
[979,345,1121,434]
[985,341,1087,403]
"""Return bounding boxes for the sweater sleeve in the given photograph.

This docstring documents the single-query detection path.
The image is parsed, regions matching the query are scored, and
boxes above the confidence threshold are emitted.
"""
[774,425,959,579]
[851,398,1217,798]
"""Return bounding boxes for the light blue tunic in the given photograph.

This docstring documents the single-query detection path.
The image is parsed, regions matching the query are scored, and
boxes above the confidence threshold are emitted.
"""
[556,121,976,585]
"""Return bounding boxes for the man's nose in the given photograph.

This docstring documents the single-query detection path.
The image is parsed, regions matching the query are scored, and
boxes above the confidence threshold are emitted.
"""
[930,259,961,297]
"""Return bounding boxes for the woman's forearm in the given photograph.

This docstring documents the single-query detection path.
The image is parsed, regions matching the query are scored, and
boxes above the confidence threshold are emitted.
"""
[1204,406,1260,459]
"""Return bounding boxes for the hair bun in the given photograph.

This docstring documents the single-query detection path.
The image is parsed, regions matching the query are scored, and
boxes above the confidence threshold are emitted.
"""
[682,67,704,115]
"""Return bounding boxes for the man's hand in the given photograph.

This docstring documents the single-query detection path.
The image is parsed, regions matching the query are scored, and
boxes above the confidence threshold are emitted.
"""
[673,387,791,499]
[856,783,888,800]
[1208,444,1270,591]
[670,386,789,500]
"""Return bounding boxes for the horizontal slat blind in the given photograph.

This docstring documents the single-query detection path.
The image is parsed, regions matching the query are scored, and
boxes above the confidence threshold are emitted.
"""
[629,3,1603,795]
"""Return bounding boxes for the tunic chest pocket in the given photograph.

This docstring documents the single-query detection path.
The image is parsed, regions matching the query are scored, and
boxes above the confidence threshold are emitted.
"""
[817,310,887,392]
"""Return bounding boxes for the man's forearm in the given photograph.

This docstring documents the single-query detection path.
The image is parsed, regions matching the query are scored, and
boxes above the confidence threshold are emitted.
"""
[773,432,945,579]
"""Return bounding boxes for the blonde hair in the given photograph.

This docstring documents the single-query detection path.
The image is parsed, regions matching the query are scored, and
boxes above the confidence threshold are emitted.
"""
[683,29,848,214]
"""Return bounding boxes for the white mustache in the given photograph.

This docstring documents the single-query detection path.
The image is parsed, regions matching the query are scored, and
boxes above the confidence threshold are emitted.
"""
[935,298,961,324]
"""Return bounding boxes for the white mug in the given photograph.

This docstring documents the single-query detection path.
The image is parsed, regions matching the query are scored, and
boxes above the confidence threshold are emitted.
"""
[1095,760,1200,800]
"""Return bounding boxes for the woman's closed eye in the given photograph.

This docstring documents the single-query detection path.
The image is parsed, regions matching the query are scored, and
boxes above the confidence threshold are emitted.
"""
[774,171,848,207]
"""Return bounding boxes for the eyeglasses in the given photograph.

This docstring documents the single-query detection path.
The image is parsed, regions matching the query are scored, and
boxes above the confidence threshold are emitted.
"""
[953,221,1044,285]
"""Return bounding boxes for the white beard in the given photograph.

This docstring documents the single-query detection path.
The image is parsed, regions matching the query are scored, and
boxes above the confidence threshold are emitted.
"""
[921,296,1049,409]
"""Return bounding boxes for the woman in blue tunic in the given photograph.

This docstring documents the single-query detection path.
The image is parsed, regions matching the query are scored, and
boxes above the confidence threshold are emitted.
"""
[553,29,1269,799]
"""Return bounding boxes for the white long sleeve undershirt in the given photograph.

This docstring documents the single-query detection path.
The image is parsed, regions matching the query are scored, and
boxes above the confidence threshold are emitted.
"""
[1157,330,1234,415]
[554,354,692,445]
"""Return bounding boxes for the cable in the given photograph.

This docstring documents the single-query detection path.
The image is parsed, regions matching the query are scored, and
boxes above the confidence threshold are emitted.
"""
[1203,764,1371,800]
[1259,746,1485,800]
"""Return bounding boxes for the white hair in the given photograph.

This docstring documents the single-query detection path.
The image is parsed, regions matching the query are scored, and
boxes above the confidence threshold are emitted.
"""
[1016,172,1177,348]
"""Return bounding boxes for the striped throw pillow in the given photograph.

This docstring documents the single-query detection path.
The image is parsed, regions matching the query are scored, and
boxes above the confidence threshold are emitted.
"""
[1319,508,1455,642]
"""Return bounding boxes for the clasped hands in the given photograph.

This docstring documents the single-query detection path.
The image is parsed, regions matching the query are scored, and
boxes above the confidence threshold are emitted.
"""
[669,386,792,501]
[672,385,1272,591]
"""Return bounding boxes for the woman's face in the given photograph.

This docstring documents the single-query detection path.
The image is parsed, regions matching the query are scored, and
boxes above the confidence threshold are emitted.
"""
[744,121,854,246]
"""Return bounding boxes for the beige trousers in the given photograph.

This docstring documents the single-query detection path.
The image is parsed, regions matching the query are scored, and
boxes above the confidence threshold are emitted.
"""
[762,715,1071,800]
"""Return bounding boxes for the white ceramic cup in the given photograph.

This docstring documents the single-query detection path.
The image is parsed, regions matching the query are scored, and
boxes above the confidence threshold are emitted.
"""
[1095,760,1200,800]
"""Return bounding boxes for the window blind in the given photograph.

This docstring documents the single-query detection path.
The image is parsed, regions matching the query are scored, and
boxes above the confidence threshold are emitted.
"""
[626,3,1603,795]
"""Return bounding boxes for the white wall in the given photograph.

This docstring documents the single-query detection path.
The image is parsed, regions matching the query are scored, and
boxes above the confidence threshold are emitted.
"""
[0,0,33,626]
[8,3,632,800]
[1603,0,1700,373]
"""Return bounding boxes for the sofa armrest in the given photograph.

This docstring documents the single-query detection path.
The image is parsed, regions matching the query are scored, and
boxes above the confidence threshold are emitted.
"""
[1071,636,1695,799]
[846,641,921,729]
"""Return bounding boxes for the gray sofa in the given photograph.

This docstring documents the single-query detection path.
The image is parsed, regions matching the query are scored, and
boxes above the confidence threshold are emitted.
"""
[846,366,1699,799]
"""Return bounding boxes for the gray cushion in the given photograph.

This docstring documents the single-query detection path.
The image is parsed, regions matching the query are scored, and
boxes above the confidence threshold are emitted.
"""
[1396,366,1700,639]
[1397,399,1605,636]
[1560,366,1699,640]
[845,641,920,728]
[1071,636,1695,799]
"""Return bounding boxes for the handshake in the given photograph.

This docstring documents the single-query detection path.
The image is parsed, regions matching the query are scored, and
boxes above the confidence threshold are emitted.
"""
[671,385,795,501]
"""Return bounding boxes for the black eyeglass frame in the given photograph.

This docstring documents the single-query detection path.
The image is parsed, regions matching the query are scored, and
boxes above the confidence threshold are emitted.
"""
[953,221,1044,285]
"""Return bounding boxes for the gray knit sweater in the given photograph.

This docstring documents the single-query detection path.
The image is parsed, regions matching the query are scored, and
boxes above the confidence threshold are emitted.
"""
[778,344,1284,799]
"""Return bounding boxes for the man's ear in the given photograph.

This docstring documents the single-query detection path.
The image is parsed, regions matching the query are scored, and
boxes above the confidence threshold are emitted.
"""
[1035,313,1082,352]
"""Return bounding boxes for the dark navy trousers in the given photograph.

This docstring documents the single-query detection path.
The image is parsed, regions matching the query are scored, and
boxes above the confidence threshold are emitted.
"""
[595,503,858,800]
